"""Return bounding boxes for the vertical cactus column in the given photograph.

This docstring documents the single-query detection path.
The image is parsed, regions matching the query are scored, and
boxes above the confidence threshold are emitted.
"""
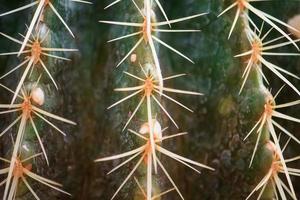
[214,0,300,199]
[95,0,215,199]
[0,0,91,199]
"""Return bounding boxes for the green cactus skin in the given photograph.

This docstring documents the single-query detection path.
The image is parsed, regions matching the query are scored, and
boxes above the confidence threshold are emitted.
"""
[0,0,299,200]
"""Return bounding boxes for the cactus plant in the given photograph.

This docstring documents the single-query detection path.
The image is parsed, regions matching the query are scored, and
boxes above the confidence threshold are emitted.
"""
[0,0,299,200]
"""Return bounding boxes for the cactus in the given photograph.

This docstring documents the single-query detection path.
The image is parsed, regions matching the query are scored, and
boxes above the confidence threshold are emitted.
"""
[0,0,299,200]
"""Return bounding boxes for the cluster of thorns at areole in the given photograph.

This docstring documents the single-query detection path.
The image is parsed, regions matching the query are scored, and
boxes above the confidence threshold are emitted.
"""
[0,0,299,200]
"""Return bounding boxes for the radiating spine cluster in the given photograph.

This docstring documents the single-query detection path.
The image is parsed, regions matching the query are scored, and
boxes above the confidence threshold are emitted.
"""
[0,1,90,199]
[220,0,300,199]
[95,0,214,199]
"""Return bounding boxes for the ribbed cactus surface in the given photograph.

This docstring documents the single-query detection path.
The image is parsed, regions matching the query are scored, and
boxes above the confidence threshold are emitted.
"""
[0,0,299,200]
